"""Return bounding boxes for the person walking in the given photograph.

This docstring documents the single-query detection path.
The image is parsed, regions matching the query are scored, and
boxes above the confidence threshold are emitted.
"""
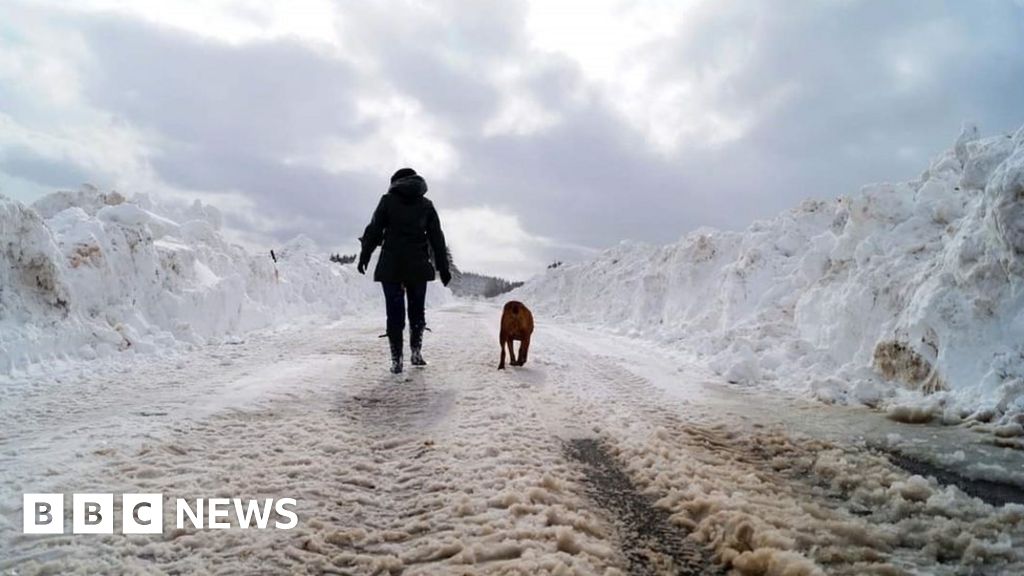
[358,168,451,374]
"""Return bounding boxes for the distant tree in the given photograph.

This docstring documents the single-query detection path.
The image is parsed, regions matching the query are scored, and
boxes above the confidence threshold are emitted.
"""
[330,253,357,265]
[444,247,459,274]
[441,248,522,298]
[547,260,563,269]
[481,278,524,298]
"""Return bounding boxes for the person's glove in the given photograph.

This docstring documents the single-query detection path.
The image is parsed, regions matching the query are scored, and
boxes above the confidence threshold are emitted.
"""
[439,269,451,286]
[357,260,367,275]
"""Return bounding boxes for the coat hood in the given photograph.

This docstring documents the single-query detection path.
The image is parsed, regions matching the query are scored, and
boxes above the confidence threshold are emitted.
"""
[388,174,428,199]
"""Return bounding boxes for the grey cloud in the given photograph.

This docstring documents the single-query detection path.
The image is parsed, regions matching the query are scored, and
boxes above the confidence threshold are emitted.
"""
[4,0,1024,278]
[333,1,528,127]
[154,145,380,243]
[71,12,385,245]
[81,17,367,157]
[431,0,1024,248]
[660,1,1024,199]
[445,99,699,247]
[0,147,96,190]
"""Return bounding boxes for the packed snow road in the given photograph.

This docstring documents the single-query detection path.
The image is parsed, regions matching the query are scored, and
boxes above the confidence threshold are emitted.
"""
[2,302,1023,575]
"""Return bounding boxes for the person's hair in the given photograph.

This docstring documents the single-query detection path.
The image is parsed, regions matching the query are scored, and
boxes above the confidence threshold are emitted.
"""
[391,168,417,183]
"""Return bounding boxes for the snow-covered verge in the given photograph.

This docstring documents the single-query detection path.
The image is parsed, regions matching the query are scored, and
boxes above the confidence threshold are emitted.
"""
[0,186,447,374]
[516,124,1024,429]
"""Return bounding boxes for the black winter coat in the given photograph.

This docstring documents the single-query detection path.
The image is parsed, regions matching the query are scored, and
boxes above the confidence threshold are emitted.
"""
[359,175,450,284]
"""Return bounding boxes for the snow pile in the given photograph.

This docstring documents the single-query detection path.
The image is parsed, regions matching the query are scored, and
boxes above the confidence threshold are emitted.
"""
[0,186,447,373]
[517,124,1024,426]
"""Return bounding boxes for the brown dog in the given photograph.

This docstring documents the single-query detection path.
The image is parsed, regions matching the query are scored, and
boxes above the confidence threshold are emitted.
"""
[498,300,534,370]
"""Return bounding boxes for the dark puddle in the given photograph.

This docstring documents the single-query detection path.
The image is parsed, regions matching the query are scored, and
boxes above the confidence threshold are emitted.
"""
[876,446,1024,507]
[565,438,723,576]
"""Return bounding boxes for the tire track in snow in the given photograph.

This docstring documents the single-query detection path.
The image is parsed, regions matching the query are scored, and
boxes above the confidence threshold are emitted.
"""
[875,448,1024,507]
[495,318,727,575]
[565,438,723,576]
[531,323,1024,575]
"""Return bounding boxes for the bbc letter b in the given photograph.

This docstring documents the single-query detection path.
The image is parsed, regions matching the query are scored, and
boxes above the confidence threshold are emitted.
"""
[73,494,113,534]
[23,494,64,534]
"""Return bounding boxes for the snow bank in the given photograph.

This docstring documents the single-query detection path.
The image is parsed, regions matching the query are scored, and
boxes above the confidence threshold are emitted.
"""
[0,186,448,373]
[517,124,1024,426]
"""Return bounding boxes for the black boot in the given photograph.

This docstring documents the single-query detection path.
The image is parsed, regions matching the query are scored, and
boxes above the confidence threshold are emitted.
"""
[410,324,426,366]
[388,331,403,374]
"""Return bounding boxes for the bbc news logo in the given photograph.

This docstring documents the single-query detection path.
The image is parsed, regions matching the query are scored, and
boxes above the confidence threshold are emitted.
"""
[23,494,298,534]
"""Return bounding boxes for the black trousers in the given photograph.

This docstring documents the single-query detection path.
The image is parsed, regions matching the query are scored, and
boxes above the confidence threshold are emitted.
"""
[382,282,427,336]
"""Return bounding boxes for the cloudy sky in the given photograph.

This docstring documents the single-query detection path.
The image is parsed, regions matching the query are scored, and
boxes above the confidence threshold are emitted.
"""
[2,1,1023,279]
